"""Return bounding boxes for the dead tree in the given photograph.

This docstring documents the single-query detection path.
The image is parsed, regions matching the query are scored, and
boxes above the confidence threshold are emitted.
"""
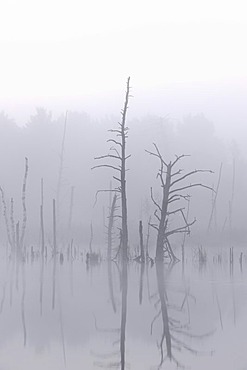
[92,77,131,262]
[40,178,45,258]
[107,193,118,261]
[56,111,68,226]
[20,157,29,251]
[0,187,13,250]
[67,185,75,236]
[229,157,235,231]
[106,193,118,313]
[134,220,145,263]
[10,198,16,252]
[120,257,128,370]
[52,198,57,310]
[152,261,214,369]
[0,157,28,256]
[146,144,213,262]
[40,178,45,315]
[207,162,223,232]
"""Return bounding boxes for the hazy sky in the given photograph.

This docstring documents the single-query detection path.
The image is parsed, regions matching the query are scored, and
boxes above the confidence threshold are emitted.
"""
[0,0,247,141]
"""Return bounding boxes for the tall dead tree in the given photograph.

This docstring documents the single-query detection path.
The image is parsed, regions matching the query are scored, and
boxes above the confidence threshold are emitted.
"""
[207,162,223,232]
[92,77,131,261]
[67,185,75,236]
[40,178,45,315]
[146,144,213,262]
[0,187,12,250]
[107,193,118,313]
[40,178,45,258]
[229,158,235,231]
[10,198,16,252]
[56,111,68,225]
[107,193,118,261]
[20,157,29,250]
[52,198,57,310]
[153,261,213,368]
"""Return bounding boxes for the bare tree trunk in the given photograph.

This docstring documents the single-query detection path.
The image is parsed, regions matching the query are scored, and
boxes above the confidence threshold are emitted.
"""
[68,185,74,236]
[89,221,93,254]
[139,220,145,263]
[120,258,128,370]
[16,221,20,256]
[40,178,45,315]
[39,206,44,316]
[10,198,16,254]
[139,262,145,305]
[56,111,68,225]
[145,216,151,261]
[156,163,172,261]
[107,193,117,312]
[40,178,45,255]
[20,157,28,251]
[208,162,222,232]
[52,199,57,310]
[21,260,27,346]
[147,145,213,263]
[229,158,235,231]
[92,78,131,262]
[156,260,172,361]
[107,193,117,261]
[15,221,20,290]
[0,187,12,249]
[40,204,45,256]
[120,77,130,262]
[182,198,190,274]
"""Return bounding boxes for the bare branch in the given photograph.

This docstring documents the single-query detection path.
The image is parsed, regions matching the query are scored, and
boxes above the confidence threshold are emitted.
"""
[180,208,189,227]
[94,154,121,161]
[169,183,215,194]
[149,222,159,231]
[168,194,190,203]
[107,139,122,147]
[109,147,121,158]
[171,169,183,177]
[153,143,168,166]
[168,197,180,204]
[91,164,121,172]
[112,176,121,182]
[108,129,122,134]
[145,149,160,159]
[167,207,185,216]
[170,169,213,187]
[171,154,190,168]
[145,143,168,167]
[157,172,165,188]
[165,219,196,237]
[150,187,162,212]
[154,209,161,222]
[150,309,162,335]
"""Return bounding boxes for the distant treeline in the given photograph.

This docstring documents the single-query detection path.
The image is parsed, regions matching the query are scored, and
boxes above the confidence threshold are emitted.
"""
[0,108,246,248]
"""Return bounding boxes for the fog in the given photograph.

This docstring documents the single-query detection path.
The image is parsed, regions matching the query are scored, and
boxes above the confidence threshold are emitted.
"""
[1,1,247,369]
[0,105,246,245]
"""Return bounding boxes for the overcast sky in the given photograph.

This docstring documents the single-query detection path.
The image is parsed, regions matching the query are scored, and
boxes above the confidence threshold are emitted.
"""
[0,0,247,144]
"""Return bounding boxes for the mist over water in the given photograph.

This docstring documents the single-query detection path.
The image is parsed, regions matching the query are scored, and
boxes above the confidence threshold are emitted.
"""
[0,244,247,370]
[1,0,247,368]
[0,90,247,369]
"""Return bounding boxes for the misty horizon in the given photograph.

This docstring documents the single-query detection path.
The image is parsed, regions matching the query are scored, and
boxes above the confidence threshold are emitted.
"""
[1,0,247,369]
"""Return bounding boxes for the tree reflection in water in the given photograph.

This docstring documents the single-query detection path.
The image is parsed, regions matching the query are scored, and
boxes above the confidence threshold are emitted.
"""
[153,261,214,369]
[91,257,128,370]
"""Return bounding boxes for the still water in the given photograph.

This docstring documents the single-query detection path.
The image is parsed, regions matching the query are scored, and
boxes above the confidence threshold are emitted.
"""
[0,245,246,370]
